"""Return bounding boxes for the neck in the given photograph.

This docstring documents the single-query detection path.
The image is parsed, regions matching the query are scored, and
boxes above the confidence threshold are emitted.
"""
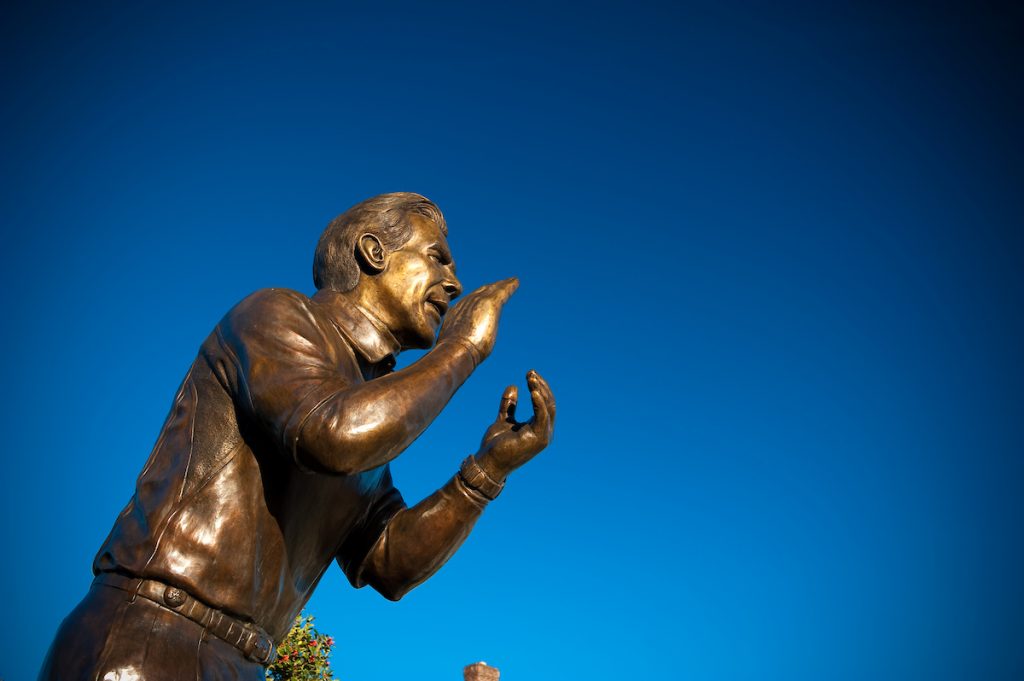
[339,287,387,332]
[336,285,405,348]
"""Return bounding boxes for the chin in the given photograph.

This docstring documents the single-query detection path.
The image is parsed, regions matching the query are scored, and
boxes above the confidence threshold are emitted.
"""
[400,321,439,351]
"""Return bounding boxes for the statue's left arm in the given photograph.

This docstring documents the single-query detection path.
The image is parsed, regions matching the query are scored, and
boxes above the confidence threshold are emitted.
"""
[350,371,555,601]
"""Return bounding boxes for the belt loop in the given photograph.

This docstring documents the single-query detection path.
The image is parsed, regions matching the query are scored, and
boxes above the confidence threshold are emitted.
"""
[129,577,142,603]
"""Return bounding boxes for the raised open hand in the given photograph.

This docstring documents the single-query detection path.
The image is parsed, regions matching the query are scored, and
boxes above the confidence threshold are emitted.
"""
[437,277,518,364]
[476,370,556,481]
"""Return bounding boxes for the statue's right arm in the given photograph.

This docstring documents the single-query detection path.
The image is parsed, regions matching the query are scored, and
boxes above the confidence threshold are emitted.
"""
[344,369,554,601]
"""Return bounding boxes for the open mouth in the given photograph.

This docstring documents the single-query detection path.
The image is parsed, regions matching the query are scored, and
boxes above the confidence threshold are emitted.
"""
[425,297,448,319]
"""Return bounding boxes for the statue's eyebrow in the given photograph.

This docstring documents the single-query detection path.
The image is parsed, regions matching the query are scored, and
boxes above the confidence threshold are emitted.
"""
[430,242,453,266]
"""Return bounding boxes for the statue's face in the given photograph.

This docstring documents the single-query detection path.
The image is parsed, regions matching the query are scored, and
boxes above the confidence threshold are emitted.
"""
[375,214,461,349]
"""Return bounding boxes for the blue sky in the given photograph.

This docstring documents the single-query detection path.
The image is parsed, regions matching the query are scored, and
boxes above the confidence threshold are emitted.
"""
[1,2,1022,680]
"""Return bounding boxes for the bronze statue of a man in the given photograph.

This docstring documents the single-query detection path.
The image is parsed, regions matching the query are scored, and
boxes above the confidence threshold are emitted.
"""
[40,193,555,680]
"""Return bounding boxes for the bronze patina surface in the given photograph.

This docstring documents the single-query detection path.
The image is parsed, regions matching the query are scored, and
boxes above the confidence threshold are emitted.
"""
[40,193,555,680]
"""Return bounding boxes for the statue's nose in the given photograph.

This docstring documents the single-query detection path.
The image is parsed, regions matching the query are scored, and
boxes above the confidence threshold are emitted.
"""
[444,276,463,300]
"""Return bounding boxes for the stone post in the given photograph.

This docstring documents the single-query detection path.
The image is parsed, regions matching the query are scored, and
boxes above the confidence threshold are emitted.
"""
[464,661,500,681]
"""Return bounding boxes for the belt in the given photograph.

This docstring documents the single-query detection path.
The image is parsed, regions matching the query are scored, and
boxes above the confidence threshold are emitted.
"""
[95,572,276,665]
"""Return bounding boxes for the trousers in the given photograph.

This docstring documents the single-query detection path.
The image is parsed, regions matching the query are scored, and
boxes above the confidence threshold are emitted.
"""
[38,582,266,681]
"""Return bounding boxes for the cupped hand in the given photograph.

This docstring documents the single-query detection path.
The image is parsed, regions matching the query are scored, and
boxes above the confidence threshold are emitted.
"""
[437,277,518,363]
[476,370,556,481]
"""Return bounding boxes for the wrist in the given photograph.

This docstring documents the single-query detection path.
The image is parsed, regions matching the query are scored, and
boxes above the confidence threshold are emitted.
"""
[437,337,482,367]
[459,455,505,500]
[474,452,508,485]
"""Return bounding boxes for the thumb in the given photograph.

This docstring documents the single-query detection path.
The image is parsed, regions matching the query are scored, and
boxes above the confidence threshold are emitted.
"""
[497,385,518,422]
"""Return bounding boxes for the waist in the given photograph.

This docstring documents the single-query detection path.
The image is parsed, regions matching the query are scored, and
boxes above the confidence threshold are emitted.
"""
[94,572,276,665]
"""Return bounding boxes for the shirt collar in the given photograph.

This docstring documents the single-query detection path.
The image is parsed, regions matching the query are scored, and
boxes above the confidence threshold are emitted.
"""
[312,289,400,367]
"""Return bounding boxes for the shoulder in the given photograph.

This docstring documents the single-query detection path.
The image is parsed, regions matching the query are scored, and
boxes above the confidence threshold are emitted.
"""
[230,287,311,317]
[222,288,314,327]
[219,288,325,348]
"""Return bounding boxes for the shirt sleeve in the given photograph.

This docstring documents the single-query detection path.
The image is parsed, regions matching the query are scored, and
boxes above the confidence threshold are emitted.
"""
[345,472,490,601]
[214,288,359,470]
[336,465,407,588]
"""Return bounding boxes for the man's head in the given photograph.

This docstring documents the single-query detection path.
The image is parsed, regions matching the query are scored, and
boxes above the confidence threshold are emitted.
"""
[314,193,462,350]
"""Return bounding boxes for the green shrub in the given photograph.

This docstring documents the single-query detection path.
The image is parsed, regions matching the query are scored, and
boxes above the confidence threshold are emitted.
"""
[266,613,338,681]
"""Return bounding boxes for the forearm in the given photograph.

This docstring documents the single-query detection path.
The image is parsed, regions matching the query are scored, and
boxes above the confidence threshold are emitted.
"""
[295,340,477,474]
[358,474,490,601]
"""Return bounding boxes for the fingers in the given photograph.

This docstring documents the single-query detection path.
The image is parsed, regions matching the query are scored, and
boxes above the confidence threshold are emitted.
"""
[526,370,555,439]
[539,373,555,425]
[480,277,518,308]
[460,277,517,303]
[497,385,518,423]
[465,282,494,300]
[484,277,519,302]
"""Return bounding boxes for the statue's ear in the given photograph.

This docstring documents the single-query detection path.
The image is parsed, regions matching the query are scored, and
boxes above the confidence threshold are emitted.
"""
[356,233,387,274]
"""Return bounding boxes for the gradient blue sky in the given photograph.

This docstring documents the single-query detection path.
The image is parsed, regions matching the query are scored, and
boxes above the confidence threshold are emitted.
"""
[2,2,1022,680]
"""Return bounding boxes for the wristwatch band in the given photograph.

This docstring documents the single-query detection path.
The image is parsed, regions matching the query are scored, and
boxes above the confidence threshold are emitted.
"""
[459,455,504,500]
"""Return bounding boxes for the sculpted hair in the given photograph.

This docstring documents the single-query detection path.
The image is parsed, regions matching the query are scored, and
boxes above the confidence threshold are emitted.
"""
[313,192,448,292]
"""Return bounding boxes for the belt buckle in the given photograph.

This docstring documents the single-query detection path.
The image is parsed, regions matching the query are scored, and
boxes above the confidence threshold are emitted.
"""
[249,632,275,665]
